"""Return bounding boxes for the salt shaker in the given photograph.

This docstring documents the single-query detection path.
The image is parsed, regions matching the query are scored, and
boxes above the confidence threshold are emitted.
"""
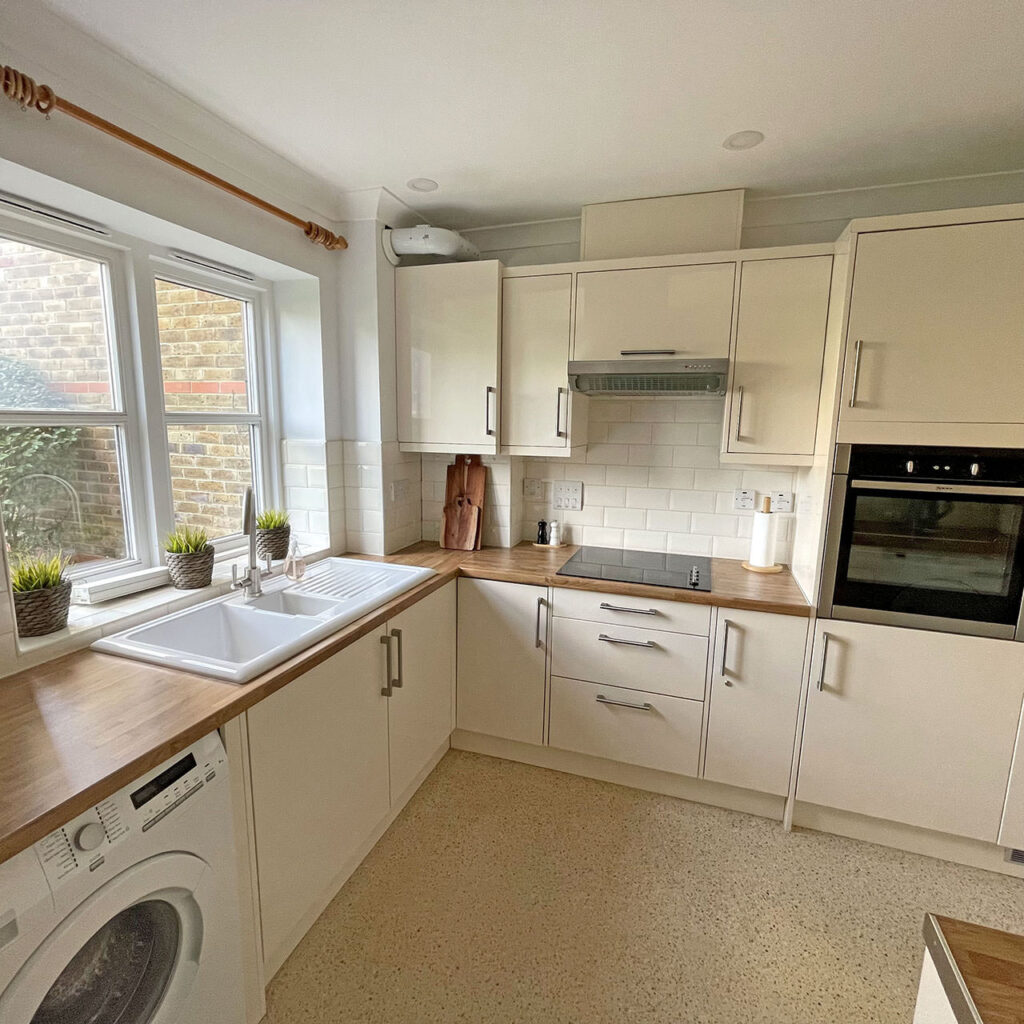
[548,520,560,546]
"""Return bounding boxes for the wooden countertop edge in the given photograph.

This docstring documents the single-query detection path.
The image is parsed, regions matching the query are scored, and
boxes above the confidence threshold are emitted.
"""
[0,544,807,865]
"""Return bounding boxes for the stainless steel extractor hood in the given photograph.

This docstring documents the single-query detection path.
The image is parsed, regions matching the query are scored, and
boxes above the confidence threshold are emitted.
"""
[567,359,729,397]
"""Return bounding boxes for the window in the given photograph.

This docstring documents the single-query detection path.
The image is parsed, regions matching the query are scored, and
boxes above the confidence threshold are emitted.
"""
[0,216,276,582]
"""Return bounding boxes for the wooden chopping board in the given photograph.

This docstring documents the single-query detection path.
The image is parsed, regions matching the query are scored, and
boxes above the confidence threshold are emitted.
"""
[441,455,487,550]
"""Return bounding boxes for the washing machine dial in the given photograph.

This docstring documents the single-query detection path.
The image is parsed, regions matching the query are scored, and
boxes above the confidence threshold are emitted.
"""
[74,822,105,852]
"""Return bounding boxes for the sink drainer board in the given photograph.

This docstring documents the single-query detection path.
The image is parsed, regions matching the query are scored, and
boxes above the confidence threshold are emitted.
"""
[92,558,436,683]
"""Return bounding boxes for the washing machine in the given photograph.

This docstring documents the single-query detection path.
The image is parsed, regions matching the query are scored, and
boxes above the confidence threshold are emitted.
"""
[0,729,246,1024]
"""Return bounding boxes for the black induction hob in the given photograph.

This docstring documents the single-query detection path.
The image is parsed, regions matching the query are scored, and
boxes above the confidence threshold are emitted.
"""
[557,546,712,591]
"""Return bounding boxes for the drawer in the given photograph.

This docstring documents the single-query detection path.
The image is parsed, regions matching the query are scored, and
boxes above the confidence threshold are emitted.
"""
[549,676,702,776]
[552,587,710,636]
[551,616,708,700]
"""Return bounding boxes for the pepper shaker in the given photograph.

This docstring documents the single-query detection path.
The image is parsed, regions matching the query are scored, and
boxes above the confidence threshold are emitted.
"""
[536,519,549,545]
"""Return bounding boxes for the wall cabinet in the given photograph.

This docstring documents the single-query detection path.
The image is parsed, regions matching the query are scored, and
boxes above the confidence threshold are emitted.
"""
[456,578,548,743]
[797,621,1024,841]
[501,274,587,455]
[247,582,455,977]
[573,262,735,361]
[838,218,1024,442]
[396,261,502,453]
[703,609,808,796]
[721,255,833,464]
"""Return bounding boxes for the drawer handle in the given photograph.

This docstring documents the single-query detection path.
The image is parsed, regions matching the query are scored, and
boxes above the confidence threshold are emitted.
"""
[598,633,658,649]
[599,602,658,616]
[596,694,654,711]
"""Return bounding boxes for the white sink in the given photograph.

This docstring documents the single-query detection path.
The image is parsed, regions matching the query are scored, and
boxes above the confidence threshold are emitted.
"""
[93,557,436,682]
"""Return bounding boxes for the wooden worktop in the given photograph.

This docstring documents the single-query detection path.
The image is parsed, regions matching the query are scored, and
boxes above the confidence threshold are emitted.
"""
[0,542,807,866]
[925,913,1024,1024]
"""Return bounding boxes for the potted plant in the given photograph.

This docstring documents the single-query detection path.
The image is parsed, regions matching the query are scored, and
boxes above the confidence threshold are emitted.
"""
[164,527,215,589]
[10,552,72,637]
[255,509,290,561]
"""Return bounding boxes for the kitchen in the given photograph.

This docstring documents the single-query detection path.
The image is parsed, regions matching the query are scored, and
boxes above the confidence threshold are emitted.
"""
[0,3,1023,1023]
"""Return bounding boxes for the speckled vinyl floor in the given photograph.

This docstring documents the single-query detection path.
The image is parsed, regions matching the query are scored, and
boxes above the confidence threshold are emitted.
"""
[264,750,1023,1024]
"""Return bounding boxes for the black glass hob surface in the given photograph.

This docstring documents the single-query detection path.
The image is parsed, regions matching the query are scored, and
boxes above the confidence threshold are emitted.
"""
[556,546,712,591]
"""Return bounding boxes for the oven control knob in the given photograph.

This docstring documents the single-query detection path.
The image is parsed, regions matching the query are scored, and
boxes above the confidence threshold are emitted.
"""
[970,462,980,477]
[73,823,105,853]
[905,460,915,474]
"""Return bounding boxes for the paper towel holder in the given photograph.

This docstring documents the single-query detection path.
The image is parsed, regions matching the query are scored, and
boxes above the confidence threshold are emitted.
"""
[743,496,784,574]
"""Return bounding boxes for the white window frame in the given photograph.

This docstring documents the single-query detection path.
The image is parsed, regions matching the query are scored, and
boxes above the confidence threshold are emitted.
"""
[0,209,283,582]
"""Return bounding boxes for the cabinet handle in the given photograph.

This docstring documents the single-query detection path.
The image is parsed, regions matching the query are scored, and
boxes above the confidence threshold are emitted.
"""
[816,631,832,691]
[596,694,654,711]
[848,340,863,408]
[720,619,733,677]
[734,386,745,441]
[535,597,546,649]
[599,602,658,616]
[555,387,568,439]
[598,633,658,649]
[379,634,393,697]
[390,628,403,688]
[485,385,497,437]
[619,349,677,356]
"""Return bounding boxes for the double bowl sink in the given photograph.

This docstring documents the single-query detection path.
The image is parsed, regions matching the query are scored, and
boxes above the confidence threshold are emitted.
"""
[92,558,436,682]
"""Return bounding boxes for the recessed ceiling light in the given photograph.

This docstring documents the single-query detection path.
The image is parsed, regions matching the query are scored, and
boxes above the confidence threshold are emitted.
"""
[406,178,439,192]
[722,130,765,151]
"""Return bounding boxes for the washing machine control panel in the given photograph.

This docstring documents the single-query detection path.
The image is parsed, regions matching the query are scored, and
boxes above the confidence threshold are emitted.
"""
[34,732,227,890]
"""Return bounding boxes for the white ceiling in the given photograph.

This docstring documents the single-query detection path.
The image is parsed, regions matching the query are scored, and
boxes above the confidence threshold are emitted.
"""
[37,0,1024,229]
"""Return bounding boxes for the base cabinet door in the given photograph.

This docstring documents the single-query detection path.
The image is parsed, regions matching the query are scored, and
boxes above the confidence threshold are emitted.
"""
[703,609,809,796]
[247,632,390,975]
[549,676,703,776]
[797,621,1024,841]
[456,578,547,744]
[386,583,456,799]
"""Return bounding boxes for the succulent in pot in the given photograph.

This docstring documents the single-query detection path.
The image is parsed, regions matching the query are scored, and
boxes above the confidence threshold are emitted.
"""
[164,527,215,589]
[10,552,72,637]
[255,509,290,561]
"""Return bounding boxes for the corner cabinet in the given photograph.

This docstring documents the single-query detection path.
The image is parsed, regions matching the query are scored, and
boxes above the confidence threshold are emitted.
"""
[797,621,1024,842]
[396,261,502,454]
[837,217,1024,446]
[501,273,587,456]
[720,255,833,465]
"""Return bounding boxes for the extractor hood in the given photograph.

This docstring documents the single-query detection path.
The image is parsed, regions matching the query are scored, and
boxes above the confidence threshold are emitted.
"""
[567,359,729,397]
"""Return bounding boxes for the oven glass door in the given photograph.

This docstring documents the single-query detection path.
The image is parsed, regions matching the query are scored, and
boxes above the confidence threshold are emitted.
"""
[832,482,1024,626]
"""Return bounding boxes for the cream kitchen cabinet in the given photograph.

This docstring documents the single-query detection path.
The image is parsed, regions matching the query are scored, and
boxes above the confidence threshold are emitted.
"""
[501,273,587,455]
[396,261,502,453]
[573,261,736,361]
[721,255,833,465]
[247,582,455,976]
[838,218,1024,443]
[247,631,390,976]
[703,609,809,796]
[456,578,548,744]
[997,707,1024,849]
[797,621,1024,841]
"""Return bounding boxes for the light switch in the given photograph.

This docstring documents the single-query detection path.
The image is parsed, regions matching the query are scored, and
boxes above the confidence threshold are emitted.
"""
[733,489,755,511]
[553,480,583,511]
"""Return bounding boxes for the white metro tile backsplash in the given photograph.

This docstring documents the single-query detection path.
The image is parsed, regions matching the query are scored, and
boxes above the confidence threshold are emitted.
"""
[282,439,339,554]
[521,399,797,561]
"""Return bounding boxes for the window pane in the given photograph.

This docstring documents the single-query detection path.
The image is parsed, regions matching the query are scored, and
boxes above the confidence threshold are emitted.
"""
[155,280,251,412]
[0,425,128,566]
[0,238,116,412]
[167,423,253,538]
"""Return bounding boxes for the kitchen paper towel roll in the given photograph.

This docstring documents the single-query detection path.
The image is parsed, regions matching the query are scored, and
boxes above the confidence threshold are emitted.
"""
[747,509,778,569]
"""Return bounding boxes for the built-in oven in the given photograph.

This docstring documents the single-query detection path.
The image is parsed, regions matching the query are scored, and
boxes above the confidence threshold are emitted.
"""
[819,445,1024,639]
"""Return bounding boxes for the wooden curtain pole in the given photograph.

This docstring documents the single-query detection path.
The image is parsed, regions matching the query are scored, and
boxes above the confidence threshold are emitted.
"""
[0,61,347,251]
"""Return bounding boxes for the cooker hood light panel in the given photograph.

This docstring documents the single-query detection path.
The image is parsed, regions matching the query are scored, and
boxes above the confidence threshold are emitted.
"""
[567,358,729,398]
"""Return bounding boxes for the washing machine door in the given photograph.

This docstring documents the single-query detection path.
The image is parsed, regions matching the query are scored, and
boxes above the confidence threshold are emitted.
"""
[0,852,210,1024]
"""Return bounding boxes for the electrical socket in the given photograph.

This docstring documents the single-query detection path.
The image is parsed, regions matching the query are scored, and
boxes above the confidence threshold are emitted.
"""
[523,478,544,500]
[768,491,794,513]
[733,489,755,511]
[553,480,583,511]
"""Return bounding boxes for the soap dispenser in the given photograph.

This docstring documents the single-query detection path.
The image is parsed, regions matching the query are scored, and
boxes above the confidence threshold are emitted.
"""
[283,539,306,581]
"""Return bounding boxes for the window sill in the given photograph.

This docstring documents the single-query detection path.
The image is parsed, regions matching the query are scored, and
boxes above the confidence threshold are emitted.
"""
[6,546,331,677]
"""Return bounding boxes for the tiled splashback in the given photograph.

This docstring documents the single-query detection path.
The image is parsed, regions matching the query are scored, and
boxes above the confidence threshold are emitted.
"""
[282,439,344,554]
[344,441,422,555]
[520,399,797,561]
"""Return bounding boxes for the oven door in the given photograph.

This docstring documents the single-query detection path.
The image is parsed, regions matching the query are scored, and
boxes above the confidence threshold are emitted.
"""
[821,478,1024,638]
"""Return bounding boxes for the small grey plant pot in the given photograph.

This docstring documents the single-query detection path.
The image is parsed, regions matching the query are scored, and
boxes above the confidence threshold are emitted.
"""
[14,578,72,638]
[166,545,215,589]
[256,524,291,561]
